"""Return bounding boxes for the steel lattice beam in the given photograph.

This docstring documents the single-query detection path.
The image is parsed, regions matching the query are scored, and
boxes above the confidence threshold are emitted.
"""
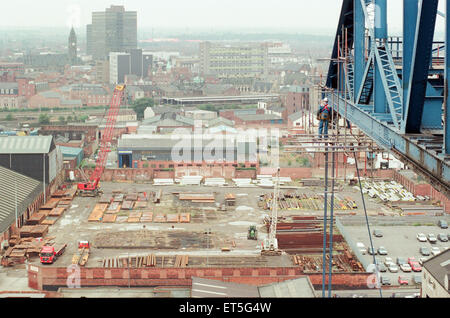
[325,0,450,192]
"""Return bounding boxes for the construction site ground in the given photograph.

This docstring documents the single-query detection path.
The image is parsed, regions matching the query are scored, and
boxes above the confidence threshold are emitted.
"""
[28,181,393,269]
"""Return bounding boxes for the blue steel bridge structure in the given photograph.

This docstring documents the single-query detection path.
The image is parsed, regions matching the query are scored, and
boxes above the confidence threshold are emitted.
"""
[325,0,450,196]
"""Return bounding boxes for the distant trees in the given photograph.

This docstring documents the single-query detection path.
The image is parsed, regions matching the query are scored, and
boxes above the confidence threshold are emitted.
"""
[5,114,14,121]
[38,113,50,124]
[131,98,154,120]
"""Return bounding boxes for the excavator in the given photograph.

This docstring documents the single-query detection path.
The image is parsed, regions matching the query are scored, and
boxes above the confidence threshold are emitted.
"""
[77,84,126,196]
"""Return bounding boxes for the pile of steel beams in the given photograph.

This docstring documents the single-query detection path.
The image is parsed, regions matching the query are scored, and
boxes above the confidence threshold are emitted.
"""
[177,192,215,203]
[259,192,357,211]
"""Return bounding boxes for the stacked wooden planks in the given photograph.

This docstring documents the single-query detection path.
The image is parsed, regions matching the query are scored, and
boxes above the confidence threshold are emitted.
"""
[121,200,135,210]
[102,254,157,268]
[179,213,191,223]
[49,207,66,217]
[19,225,49,238]
[3,236,56,263]
[40,198,60,210]
[127,211,142,223]
[174,255,189,267]
[27,213,46,225]
[178,192,215,203]
[72,247,89,266]
[140,212,153,223]
[106,202,121,214]
[167,213,180,223]
[88,203,108,222]
[134,201,148,209]
[153,213,167,223]
[102,214,117,223]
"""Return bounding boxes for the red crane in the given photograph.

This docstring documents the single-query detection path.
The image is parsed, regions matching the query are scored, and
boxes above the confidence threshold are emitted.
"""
[77,84,126,196]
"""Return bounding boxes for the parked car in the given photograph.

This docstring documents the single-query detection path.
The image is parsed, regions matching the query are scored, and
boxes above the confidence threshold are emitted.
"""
[388,263,399,273]
[356,242,366,255]
[431,246,441,256]
[410,262,422,272]
[438,220,448,229]
[428,234,437,243]
[381,276,391,286]
[373,229,383,237]
[367,247,377,255]
[400,263,412,272]
[384,257,394,266]
[398,276,409,285]
[416,233,427,242]
[377,246,388,255]
[420,247,431,256]
[377,263,387,272]
[396,257,407,265]
[412,274,422,285]
[438,233,448,242]
[407,257,416,265]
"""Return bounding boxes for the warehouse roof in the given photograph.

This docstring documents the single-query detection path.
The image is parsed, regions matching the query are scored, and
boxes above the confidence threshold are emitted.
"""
[0,166,43,234]
[237,114,282,122]
[0,136,54,154]
[288,111,303,121]
[58,146,83,157]
[423,249,450,291]
[142,113,194,127]
[0,82,18,90]
[191,277,259,298]
[258,277,315,297]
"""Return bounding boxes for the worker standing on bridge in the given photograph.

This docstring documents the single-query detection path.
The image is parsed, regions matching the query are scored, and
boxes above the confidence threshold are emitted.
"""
[317,97,332,139]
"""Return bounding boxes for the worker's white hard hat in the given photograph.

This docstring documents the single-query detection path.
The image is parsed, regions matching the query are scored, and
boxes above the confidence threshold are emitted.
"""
[323,97,328,102]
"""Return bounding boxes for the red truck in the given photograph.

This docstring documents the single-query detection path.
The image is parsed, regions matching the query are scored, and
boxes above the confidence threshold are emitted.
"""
[40,244,67,264]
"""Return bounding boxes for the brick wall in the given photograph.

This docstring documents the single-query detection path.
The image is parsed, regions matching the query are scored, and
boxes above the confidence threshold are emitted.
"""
[393,170,450,213]
[28,265,371,291]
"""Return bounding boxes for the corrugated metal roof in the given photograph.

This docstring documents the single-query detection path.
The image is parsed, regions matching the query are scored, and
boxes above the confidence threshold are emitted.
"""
[0,82,18,90]
[0,136,53,154]
[258,277,316,298]
[237,114,282,121]
[0,166,43,234]
[423,249,450,291]
[58,145,83,156]
[191,277,259,298]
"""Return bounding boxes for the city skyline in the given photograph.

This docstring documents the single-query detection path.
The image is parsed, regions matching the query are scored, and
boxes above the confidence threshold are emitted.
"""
[2,0,445,34]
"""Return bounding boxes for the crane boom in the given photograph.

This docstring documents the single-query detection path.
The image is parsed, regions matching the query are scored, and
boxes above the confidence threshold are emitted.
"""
[77,84,126,196]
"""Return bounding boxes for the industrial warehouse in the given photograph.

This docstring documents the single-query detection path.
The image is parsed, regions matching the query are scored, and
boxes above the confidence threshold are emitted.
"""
[0,0,449,303]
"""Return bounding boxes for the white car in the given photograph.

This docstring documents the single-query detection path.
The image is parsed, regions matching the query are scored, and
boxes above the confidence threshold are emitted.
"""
[428,234,437,243]
[388,263,399,273]
[400,263,412,272]
[419,257,428,265]
[416,233,427,242]
[384,257,394,266]
[431,247,440,256]
[356,242,366,255]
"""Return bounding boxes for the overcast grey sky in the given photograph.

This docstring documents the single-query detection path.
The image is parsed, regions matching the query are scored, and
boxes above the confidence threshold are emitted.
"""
[0,0,445,34]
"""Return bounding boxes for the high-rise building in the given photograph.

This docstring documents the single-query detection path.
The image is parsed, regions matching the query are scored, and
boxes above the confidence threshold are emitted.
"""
[87,5,137,60]
[109,51,153,84]
[142,53,153,78]
[199,42,269,82]
[68,27,77,65]
[86,24,93,56]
